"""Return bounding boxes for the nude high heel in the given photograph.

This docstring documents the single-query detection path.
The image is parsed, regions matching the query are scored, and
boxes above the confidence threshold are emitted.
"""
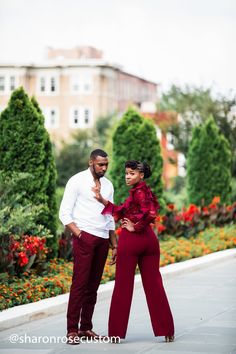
[165,335,175,342]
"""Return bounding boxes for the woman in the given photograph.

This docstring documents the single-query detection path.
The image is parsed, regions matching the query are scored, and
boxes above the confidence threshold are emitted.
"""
[92,160,174,342]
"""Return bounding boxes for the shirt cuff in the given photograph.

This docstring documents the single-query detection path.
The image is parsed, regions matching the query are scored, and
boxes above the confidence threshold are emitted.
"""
[108,218,115,230]
[59,215,74,226]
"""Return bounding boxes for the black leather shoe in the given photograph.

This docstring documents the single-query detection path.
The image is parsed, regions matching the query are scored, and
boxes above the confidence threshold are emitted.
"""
[66,332,80,345]
[79,330,104,339]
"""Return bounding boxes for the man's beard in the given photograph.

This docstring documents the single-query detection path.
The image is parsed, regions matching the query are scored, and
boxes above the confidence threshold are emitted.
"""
[93,164,105,178]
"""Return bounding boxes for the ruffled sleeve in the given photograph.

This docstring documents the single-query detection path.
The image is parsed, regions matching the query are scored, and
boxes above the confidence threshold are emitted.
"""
[101,201,125,222]
[132,185,160,232]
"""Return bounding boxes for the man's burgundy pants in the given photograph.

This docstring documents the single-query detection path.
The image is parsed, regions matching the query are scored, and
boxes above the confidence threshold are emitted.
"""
[67,230,109,333]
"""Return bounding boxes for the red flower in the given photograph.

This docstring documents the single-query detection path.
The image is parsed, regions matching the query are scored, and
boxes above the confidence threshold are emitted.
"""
[157,223,166,233]
[202,206,209,215]
[182,212,193,223]
[115,227,122,236]
[175,214,182,222]
[209,204,217,210]
[156,215,162,222]
[167,204,175,211]
[18,252,29,267]
[11,241,20,251]
[187,204,200,214]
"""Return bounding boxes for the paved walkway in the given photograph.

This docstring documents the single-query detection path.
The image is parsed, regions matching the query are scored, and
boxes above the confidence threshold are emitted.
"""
[0,256,236,353]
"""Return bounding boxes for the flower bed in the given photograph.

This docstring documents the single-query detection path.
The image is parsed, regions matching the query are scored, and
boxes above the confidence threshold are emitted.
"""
[159,225,236,266]
[155,197,236,238]
[0,225,235,311]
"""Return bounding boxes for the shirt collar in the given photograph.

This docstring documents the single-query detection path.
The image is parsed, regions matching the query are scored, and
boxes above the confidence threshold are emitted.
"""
[87,167,94,180]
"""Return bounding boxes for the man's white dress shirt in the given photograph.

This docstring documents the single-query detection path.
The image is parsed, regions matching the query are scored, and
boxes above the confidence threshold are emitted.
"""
[59,168,115,239]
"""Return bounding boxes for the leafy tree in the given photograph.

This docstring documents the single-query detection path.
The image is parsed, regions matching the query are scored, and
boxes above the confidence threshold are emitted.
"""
[56,115,117,186]
[94,113,117,147]
[187,116,232,205]
[110,108,164,205]
[56,130,92,186]
[158,84,236,175]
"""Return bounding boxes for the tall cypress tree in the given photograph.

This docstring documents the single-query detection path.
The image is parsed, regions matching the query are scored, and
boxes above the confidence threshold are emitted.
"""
[187,116,232,205]
[0,87,58,255]
[31,97,58,255]
[110,108,163,205]
[0,88,47,204]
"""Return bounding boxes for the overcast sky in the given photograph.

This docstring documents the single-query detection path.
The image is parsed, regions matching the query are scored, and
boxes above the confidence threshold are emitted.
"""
[0,0,235,97]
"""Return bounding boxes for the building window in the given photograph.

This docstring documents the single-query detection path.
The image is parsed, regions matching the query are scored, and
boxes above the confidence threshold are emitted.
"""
[0,76,5,92]
[50,109,56,126]
[84,108,90,124]
[84,82,91,92]
[70,107,92,128]
[10,76,15,91]
[73,109,80,126]
[44,107,59,129]
[50,77,56,92]
[70,108,81,128]
[71,75,92,93]
[40,77,46,92]
[71,76,80,92]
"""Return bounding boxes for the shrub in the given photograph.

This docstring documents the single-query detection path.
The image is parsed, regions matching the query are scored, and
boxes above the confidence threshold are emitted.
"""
[0,172,52,274]
[10,235,48,275]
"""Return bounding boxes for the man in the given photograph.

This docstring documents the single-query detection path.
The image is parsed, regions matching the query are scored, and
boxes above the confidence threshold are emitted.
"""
[59,149,117,345]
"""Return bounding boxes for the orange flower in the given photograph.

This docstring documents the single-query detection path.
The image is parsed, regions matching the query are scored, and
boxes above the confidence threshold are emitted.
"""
[211,196,220,205]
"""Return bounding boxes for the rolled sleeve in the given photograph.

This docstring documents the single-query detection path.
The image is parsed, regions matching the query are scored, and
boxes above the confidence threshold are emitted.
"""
[108,215,115,230]
[59,178,78,226]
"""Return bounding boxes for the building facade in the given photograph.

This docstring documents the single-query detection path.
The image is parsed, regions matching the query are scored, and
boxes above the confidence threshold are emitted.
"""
[0,46,157,147]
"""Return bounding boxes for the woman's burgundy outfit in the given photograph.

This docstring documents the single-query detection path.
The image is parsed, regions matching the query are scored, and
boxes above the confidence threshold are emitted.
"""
[102,181,174,339]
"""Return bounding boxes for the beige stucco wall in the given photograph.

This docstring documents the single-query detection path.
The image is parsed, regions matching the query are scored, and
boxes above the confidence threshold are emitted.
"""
[0,64,157,149]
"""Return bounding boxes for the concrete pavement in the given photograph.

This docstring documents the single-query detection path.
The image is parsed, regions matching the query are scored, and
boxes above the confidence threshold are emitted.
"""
[0,250,236,353]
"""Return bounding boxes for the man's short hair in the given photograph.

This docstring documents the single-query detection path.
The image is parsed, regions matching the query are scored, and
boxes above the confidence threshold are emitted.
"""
[90,149,108,160]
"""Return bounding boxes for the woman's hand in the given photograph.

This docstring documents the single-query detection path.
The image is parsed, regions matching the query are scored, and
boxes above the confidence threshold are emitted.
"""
[91,184,102,203]
[121,218,135,232]
[91,180,108,206]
